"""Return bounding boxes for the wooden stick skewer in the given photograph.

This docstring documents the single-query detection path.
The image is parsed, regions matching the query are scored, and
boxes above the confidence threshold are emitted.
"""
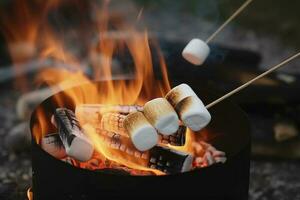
[205,0,254,43]
[206,52,300,109]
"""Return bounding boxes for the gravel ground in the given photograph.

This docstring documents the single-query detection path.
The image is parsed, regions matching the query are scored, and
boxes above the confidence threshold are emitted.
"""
[0,91,31,200]
[250,161,300,200]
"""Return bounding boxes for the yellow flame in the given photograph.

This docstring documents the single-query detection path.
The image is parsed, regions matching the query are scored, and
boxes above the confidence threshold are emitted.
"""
[3,0,207,175]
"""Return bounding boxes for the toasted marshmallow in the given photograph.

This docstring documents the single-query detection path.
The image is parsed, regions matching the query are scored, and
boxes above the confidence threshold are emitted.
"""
[143,98,179,135]
[124,112,158,151]
[182,38,210,66]
[176,96,211,131]
[165,84,197,108]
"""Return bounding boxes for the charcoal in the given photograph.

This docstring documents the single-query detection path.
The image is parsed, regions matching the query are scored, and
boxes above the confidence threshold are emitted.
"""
[41,133,66,159]
[96,129,192,174]
[96,129,145,158]
[54,108,94,162]
[100,112,187,146]
[148,145,193,174]
[159,125,186,146]
[100,113,127,136]
[61,157,78,166]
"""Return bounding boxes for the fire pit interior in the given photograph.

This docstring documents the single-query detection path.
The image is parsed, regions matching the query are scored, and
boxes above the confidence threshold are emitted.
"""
[30,80,250,199]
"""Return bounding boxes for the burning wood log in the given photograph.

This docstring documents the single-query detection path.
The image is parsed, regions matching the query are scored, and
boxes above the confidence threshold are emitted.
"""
[76,102,187,149]
[159,125,186,146]
[41,133,66,159]
[80,152,128,172]
[96,129,149,159]
[61,157,78,166]
[143,98,179,135]
[96,129,193,174]
[54,108,94,162]
[148,145,193,174]
[100,113,127,136]
[75,104,143,125]
[41,125,216,174]
[100,112,186,146]
[165,84,211,131]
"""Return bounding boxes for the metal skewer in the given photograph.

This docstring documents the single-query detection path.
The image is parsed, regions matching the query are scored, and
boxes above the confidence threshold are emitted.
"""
[206,52,300,109]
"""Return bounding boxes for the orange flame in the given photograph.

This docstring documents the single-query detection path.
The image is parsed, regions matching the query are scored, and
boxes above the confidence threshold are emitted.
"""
[27,0,174,175]
[4,0,207,175]
[0,0,60,91]
[27,187,33,200]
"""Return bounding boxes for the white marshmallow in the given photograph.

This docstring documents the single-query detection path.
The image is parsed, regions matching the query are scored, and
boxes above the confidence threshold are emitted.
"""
[166,84,211,131]
[51,115,94,162]
[176,96,211,131]
[65,130,95,162]
[143,98,179,135]
[54,108,94,162]
[124,112,158,151]
[182,38,210,66]
[165,84,197,108]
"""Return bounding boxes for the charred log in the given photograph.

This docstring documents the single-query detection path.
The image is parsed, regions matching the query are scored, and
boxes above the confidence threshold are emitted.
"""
[54,108,94,162]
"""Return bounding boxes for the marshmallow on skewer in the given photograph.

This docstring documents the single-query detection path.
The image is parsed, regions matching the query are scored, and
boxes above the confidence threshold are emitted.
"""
[176,96,211,131]
[165,83,197,107]
[54,108,94,162]
[165,84,211,131]
[182,39,210,66]
[143,98,179,135]
[98,113,186,146]
[100,112,186,146]
[124,112,158,151]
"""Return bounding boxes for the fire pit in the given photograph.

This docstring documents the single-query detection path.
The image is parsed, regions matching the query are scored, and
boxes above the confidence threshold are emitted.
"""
[30,81,250,199]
